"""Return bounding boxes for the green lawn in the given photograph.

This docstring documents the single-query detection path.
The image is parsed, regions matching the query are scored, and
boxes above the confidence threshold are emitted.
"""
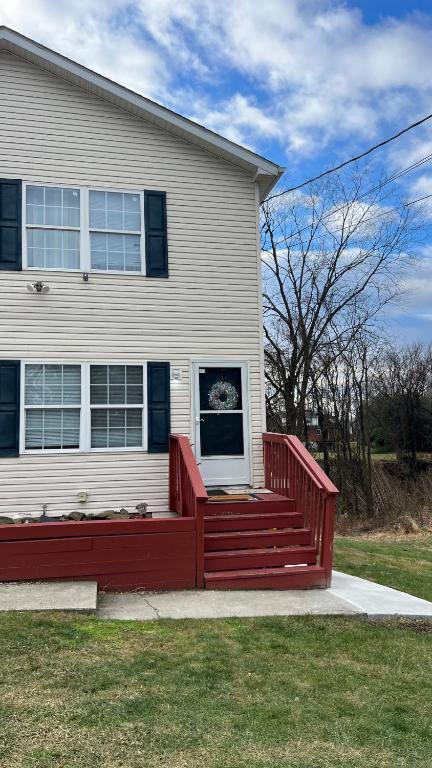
[0,612,431,768]
[333,534,432,601]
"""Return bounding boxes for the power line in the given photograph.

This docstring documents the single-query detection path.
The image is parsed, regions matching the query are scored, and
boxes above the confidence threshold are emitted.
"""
[265,111,432,202]
[262,191,432,257]
[262,150,432,252]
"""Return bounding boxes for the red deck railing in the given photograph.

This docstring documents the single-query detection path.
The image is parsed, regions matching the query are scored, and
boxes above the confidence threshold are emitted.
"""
[263,432,338,585]
[169,434,209,586]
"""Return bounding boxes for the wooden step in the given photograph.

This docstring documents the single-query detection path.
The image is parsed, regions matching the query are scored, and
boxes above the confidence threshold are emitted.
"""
[204,544,317,571]
[204,528,312,551]
[204,511,303,533]
[205,565,327,590]
[204,494,296,517]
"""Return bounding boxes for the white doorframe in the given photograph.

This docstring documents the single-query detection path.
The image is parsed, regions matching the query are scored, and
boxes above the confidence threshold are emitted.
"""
[192,361,251,487]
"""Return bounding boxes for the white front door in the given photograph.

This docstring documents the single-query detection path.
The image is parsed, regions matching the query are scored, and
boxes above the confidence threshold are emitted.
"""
[193,362,251,487]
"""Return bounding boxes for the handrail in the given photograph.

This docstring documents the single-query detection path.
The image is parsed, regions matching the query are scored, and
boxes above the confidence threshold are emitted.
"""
[263,432,338,585]
[169,434,208,507]
[285,435,339,495]
[169,434,208,587]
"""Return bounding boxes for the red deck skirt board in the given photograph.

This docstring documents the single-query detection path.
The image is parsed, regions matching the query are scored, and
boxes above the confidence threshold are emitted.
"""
[0,518,197,591]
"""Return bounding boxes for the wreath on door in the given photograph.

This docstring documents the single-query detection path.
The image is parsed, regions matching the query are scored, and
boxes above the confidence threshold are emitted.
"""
[208,380,239,411]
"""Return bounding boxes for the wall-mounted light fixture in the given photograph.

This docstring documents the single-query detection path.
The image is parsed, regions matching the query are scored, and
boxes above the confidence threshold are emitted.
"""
[26,281,50,294]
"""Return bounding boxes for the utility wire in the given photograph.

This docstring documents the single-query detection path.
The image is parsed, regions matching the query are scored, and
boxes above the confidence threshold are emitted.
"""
[262,150,432,252]
[265,111,432,202]
[262,193,432,259]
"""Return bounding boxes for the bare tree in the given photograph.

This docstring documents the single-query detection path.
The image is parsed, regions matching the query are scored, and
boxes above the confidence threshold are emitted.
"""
[262,166,418,438]
[371,344,432,469]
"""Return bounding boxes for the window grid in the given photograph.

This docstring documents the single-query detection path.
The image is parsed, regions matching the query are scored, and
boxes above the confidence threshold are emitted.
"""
[90,365,144,449]
[24,364,82,451]
[23,184,145,274]
[25,185,81,271]
[21,363,147,453]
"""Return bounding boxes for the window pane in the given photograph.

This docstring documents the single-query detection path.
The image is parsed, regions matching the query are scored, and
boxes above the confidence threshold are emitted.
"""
[126,409,143,446]
[25,408,80,449]
[90,232,140,271]
[27,228,80,269]
[25,365,81,406]
[90,365,143,405]
[89,190,140,232]
[27,186,80,227]
[90,407,142,448]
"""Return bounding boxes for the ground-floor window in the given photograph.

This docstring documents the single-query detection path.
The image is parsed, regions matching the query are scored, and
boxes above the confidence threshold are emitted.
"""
[22,362,146,452]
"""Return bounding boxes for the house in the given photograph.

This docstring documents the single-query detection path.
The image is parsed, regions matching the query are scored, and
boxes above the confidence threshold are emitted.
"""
[0,27,337,590]
[305,410,338,451]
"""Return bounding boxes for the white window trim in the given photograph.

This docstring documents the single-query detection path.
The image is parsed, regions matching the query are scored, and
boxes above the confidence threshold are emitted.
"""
[22,182,146,275]
[20,361,148,455]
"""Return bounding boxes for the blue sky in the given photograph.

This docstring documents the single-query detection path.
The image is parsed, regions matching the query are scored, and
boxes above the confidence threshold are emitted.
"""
[1,0,432,343]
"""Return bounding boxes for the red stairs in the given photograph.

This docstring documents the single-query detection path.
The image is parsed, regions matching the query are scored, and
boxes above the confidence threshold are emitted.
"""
[203,493,326,589]
[169,432,339,591]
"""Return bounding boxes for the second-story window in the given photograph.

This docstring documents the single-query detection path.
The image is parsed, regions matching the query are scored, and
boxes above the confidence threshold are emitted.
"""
[26,186,80,269]
[90,191,142,272]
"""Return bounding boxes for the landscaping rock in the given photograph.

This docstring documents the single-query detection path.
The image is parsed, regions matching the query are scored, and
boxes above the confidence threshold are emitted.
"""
[86,510,114,520]
[106,509,129,520]
[69,511,86,521]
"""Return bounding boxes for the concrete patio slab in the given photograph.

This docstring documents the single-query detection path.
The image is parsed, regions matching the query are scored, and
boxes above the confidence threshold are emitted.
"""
[97,571,432,621]
[329,571,432,618]
[97,586,361,621]
[0,581,98,613]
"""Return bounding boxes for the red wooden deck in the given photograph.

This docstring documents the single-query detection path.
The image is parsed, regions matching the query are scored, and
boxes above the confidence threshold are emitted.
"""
[0,432,338,591]
[0,518,196,591]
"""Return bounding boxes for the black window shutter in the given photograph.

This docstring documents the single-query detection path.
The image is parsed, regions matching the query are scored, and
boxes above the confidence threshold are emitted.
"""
[147,362,170,453]
[144,191,168,277]
[0,361,20,457]
[0,180,22,271]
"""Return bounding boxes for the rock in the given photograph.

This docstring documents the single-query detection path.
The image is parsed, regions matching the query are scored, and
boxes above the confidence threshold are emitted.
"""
[135,502,148,514]
[14,516,38,524]
[0,516,14,525]
[106,509,129,520]
[69,511,86,521]
[86,510,113,520]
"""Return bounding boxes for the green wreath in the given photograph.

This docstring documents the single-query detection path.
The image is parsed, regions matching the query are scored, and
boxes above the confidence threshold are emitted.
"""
[208,380,239,411]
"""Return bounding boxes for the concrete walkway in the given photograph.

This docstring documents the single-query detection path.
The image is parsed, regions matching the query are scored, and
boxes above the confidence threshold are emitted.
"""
[1,573,431,620]
[97,571,432,621]
[0,581,97,612]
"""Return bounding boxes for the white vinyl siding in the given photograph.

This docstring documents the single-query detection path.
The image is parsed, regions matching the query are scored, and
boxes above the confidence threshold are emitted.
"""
[0,50,265,517]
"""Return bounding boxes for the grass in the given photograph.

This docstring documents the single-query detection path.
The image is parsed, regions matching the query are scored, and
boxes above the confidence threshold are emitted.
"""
[333,534,432,601]
[0,612,431,768]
